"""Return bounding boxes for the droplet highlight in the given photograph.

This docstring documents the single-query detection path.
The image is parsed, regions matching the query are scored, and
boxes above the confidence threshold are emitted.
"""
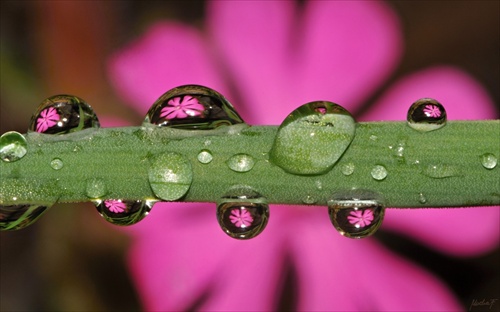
[95,199,154,226]
[148,152,193,201]
[227,154,255,172]
[328,190,385,239]
[0,131,28,162]
[50,158,63,170]
[29,95,99,134]
[270,101,356,175]
[144,84,245,129]
[371,165,388,181]
[481,153,497,169]
[0,204,49,230]
[407,98,447,132]
[217,187,269,239]
[197,149,213,164]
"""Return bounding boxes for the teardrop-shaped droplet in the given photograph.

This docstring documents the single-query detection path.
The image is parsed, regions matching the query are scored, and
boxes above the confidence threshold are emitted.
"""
[0,131,28,162]
[0,204,49,230]
[481,153,497,169]
[95,199,154,226]
[148,152,193,201]
[226,153,255,172]
[328,190,385,239]
[144,85,245,130]
[270,101,356,175]
[29,95,100,134]
[407,98,447,132]
[217,187,269,239]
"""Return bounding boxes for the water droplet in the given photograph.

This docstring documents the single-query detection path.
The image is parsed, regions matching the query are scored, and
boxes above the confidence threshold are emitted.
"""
[227,154,255,172]
[270,101,356,175]
[315,180,323,190]
[144,85,245,129]
[369,135,378,141]
[0,131,28,162]
[302,195,317,204]
[197,149,213,164]
[148,152,193,200]
[0,204,49,230]
[95,199,154,226]
[29,95,99,134]
[407,98,447,132]
[341,162,355,176]
[85,178,108,198]
[73,145,82,153]
[50,158,63,170]
[371,165,387,181]
[328,190,385,239]
[217,187,269,239]
[481,153,497,169]
[422,164,458,178]
[418,193,427,204]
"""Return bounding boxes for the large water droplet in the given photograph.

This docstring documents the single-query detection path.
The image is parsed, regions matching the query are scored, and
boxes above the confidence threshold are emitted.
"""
[85,178,108,198]
[270,101,356,175]
[0,131,28,162]
[0,204,49,230]
[148,152,193,201]
[407,98,447,132]
[328,190,385,239]
[29,95,99,134]
[197,149,213,164]
[481,153,497,169]
[227,154,255,172]
[217,187,269,239]
[144,85,245,129]
[371,165,388,181]
[50,158,64,170]
[95,199,154,226]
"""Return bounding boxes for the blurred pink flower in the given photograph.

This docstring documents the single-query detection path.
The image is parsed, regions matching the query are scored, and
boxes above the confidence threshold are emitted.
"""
[107,1,498,311]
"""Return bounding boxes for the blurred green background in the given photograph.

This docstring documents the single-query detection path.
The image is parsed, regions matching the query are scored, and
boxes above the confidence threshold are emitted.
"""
[1,1,498,311]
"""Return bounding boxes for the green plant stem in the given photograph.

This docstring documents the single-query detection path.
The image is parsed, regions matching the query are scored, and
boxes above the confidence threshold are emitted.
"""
[1,120,499,208]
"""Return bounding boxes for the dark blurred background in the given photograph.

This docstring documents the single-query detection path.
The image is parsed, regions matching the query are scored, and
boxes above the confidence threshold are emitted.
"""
[1,1,498,311]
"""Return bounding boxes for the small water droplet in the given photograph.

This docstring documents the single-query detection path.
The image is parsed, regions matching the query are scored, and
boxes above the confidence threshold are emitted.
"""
[302,195,317,204]
[341,162,355,176]
[328,190,385,239]
[481,153,497,169]
[369,135,378,141]
[29,95,99,134]
[418,193,427,204]
[148,152,193,201]
[371,165,388,181]
[217,187,269,239]
[73,145,82,153]
[270,101,356,175]
[144,85,245,129]
[0,131,28,162]
[407,98,447,132]
[197,149,213,164]
[95,199,154,226]
[50,158,63,170]
[227,154,255,172]
[0,204,49,230]
[315,180,323,190]
[422,164,458,178]
[85,178,108,198]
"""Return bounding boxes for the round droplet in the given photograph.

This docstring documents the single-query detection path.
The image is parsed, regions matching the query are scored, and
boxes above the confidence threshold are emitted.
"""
[50,158,63,170]
[371,165,387,181]
[481,153,497,169]
[148,152,193,201]
[270,101,356,175]
[217,187,269,239]
[197,149,213,164]
[0,204,49,230]
[0,131,28,162]
[407,98,447,132]
[85,178,108,199]
[227,154,255,172]
[29,95,99,134]
[95,199,154,226]
[328,190,385,239]
[341,162,355,176]
[144,85,245,129]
